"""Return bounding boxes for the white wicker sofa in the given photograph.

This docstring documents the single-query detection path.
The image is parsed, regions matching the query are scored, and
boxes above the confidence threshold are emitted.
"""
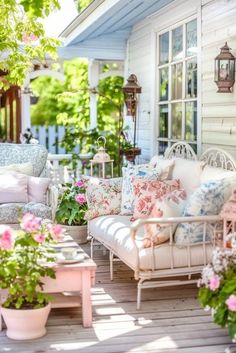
[89,142,236,309]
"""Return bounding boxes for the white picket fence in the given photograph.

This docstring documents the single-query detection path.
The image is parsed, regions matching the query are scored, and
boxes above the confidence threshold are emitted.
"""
[31,125,80,154]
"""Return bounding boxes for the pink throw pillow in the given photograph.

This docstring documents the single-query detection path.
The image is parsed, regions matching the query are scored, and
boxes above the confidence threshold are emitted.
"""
[28,176,51,203]
[0,173,28,203]
[132,179,180,220]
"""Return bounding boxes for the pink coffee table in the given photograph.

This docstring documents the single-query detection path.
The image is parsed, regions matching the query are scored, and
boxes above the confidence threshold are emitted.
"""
[0,242,96,330]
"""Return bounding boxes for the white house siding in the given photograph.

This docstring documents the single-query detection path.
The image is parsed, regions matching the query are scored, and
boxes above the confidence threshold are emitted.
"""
[201,0,236,157]
[127,0,236,159]
[126,21,152,162]
[126,0,201,161]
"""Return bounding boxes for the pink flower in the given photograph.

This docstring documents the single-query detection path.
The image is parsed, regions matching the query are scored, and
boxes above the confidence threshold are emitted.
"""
[47,224,64,241]
[0,226,14,250]
[21,213,41,232]
[75,193,86,204]
[226,295,236,311]
[34,233,45,243]
[209,276,220,291]
[75,180,84,188]
[22,33,38,43]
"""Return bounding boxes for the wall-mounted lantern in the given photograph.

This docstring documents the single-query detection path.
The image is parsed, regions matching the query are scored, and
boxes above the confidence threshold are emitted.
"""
[123,74,142,120]
[122,74,142,163]
[215,42,235,93]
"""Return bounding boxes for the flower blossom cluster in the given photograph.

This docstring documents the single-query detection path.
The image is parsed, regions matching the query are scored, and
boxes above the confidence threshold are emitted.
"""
[0,213,64,250]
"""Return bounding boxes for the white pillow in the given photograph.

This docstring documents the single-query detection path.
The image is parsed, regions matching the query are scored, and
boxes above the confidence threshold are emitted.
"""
[172,158,205,197]
[150,156,175,180]
[0,162,34,176]
[200,165,236,183]
[28,176,51,204]
[0,173,28,203]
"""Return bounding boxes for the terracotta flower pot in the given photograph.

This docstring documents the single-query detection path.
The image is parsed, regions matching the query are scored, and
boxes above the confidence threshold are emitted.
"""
[62,224,88,244]
[1,303,51,340]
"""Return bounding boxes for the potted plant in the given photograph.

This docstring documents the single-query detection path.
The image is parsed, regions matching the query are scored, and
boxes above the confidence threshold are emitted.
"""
[119,128,141,163]
[198,234,236,344]
[0,213,63,340]
[55,179,88,244]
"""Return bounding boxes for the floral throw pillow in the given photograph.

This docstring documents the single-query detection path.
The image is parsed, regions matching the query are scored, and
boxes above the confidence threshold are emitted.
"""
[132,179,180,220]
[175,179,234,246]
[84,177,122,220]
[143,189,186,248]
[120,164,162,215]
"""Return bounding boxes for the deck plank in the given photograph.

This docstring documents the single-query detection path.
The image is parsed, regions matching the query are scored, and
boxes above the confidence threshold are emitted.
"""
[0,243,233,353]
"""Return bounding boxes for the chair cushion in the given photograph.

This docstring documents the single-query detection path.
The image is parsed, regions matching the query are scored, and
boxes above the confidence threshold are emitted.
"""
[0,173,28,203]
[171,158,205,197]
[89,215,213,271]
[0,143,48,177]
[0,162,34,176]
[28,176,51,203]
[0,203,52,223]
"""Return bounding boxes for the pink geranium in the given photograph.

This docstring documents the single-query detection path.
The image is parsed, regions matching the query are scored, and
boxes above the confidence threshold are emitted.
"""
[47,224,64,241]
[21,213,41,232]
[34,233,45,243]
[226,295,236,311]
[0,226,14,250]
[75,180,84,188]
[75,193,86,204]
[209,276,220,291]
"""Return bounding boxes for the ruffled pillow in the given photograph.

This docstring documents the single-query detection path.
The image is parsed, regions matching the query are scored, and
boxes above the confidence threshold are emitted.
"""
[132,179,180,220]
[84,177,122,220]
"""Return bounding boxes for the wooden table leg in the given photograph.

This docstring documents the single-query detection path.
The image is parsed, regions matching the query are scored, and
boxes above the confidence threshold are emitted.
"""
[81,270,92,328]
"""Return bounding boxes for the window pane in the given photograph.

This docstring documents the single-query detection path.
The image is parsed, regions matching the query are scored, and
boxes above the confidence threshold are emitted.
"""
[158,141,168,155]
[186,19,197,57]
[159,104,168,138]
[171,103,182,139]
[172,26,183,61]
[159,32,169,65]
[172,63,182,100]
[159,68,168,101]
[186,59,197,98]
[185,101,197,141]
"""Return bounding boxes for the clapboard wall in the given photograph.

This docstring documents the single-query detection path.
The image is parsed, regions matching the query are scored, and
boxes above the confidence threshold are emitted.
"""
[126,0,236,159]
[201,0,236,157]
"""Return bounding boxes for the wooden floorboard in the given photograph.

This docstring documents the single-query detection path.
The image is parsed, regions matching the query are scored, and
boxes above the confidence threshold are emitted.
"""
[0,243,233,353]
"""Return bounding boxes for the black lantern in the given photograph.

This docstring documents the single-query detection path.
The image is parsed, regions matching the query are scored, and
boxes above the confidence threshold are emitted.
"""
[215,42,235,93]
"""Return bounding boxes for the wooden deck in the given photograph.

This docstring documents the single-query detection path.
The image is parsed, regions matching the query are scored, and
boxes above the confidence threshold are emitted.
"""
[0,243,233,353]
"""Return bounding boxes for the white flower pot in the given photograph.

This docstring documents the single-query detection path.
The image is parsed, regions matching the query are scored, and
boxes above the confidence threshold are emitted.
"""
[62,224,88,244]
[1,303,51,340]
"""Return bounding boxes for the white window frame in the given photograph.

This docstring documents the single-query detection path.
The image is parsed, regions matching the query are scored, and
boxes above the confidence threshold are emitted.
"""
[155,13,201,155]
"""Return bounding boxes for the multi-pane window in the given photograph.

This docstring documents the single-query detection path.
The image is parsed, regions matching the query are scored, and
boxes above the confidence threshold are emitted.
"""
[157,18,198,154]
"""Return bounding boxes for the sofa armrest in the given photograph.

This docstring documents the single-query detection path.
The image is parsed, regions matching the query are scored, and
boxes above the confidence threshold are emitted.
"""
[130,215,222,245]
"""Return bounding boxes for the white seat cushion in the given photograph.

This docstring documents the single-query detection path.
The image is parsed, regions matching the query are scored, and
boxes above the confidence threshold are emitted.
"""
[200,165,236,183]
[89,215,213,271]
